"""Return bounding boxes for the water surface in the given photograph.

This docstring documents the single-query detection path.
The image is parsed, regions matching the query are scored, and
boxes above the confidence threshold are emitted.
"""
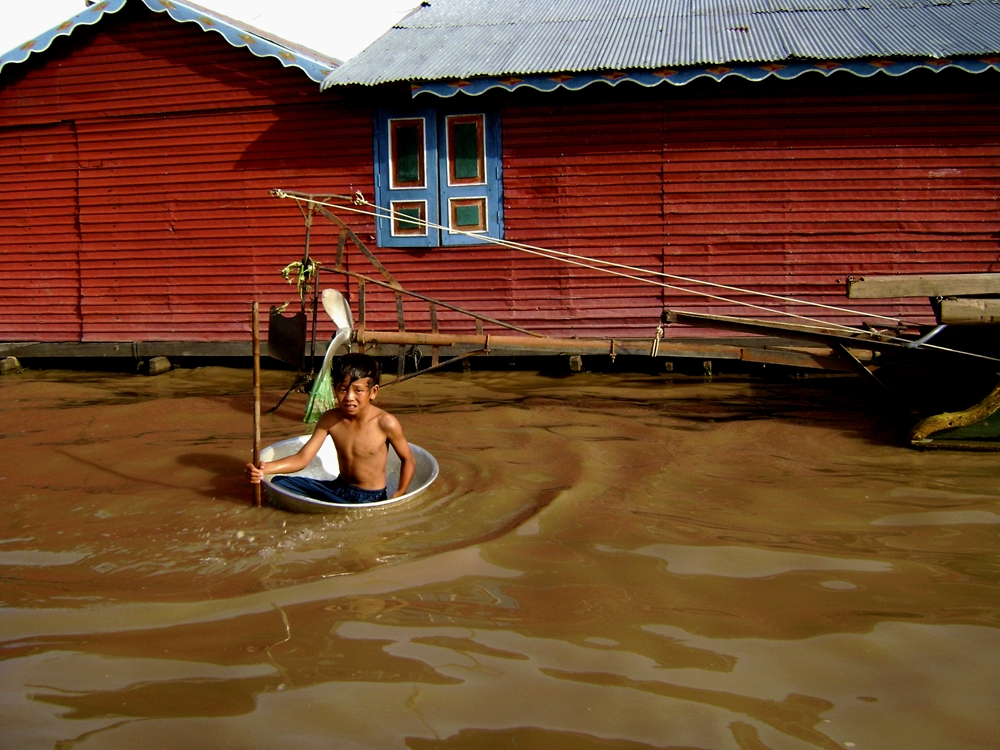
[1,367,998,749]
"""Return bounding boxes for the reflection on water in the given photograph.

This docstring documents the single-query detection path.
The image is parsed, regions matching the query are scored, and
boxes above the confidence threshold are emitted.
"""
[1,367,999,749]
[623,543,895,577]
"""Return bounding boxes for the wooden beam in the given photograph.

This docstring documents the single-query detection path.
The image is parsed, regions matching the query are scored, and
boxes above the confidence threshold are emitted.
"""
[938,298,1000,325]
[663,309,896,351]
[395,292,406,378]
[1,341,254,358]
[335,230,345,271]
[739,347,854,372]
[846,273,1000,299]
[356,330,747,359]
[357,278,366,354]
[329,268,542,337]
[832,342,895,398]
[316,206,400,288]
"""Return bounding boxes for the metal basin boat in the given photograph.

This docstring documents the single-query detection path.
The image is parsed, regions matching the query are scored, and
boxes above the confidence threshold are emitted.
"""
[260,435,439,512]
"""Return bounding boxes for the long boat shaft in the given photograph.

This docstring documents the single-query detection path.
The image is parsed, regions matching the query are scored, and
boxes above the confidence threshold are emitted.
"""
[251,301,262,508]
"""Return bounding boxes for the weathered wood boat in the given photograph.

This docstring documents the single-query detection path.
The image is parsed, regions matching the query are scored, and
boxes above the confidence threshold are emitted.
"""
[260,435,439,512]
[666,273,1000,450]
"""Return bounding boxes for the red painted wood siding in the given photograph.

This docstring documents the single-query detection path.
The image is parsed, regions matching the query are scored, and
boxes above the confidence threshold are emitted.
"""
[657,77,1000,333]
[0,2,370,343]
[503,99,667,337]
[352,73,1000,336]
[501,73,1000,337]
[2,3,997,347]
[355,100,670,338]
[0,122,82,341]
[359,72,999,340]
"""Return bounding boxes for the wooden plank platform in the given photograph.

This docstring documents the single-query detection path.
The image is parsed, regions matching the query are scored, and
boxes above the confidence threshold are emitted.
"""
[846,273,1000,299]
[938,298,1000,325]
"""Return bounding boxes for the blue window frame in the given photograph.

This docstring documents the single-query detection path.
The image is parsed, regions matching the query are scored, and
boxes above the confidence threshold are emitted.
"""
[374,106,503,247]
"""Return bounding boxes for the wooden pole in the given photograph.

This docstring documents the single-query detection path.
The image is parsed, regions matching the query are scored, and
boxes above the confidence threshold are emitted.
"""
[252,301,262,508]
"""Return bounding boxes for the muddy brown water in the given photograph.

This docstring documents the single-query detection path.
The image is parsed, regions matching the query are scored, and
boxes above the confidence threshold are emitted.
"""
[1,367,998,749]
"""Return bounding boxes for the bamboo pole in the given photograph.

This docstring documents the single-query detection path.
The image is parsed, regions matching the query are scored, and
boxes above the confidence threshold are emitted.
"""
[356,329,638,353]
[383,348,488,387]
[252,301,262,508]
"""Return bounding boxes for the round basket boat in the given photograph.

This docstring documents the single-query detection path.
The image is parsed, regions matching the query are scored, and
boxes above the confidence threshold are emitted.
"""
[260,435,439,513]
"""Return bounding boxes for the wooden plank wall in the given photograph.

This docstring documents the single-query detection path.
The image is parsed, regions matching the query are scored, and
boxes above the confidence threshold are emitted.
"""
[356,98,672,339]
[494,73,1000,337]
[0,2,370,344]
[658,75,1000,332]
[0,122,82,341]
[361,72,999,341]
[1,4,997,347]
[503,99,667,337]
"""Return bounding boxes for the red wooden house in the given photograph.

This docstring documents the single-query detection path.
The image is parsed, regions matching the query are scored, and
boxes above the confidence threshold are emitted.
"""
[2,0,999,365]
[319,0,1000,348]
[0,0,368,358]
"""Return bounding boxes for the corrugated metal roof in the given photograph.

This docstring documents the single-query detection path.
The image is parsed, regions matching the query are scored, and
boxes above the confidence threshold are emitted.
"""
[0,0,339,82]
[322,0,1000,87]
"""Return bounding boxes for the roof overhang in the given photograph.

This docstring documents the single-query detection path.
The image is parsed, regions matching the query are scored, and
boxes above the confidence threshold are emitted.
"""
[0,0,339,83]
[410,55,1000,98]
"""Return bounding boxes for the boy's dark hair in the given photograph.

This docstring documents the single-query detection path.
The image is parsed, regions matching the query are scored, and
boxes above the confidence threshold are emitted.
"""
[333,353,380,387]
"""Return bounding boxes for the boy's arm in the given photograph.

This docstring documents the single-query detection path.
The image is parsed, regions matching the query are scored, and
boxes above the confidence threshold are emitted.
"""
[382,414,415,498]
[245,420,332,484]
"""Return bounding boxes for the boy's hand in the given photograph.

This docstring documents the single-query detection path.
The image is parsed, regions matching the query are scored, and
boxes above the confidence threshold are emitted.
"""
[245,462,264,484]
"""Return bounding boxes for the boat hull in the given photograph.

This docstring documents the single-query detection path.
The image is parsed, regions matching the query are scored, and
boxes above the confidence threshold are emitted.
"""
[260,436,439,512]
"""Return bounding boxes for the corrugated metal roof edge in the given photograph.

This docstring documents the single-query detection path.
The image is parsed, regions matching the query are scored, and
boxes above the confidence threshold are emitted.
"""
[404,56,1000,98]
[0,0,129,77]
[0,0,339,84]
[146,0,340,83]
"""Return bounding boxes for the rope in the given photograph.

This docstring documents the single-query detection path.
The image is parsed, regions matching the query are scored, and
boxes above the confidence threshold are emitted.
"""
[278,190,909,332]
[270,190,1000,363]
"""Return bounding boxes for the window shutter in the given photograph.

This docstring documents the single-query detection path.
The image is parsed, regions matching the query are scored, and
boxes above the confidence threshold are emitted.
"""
[373,108,502,248]
[438,111,503,247]
[374,107,440,247]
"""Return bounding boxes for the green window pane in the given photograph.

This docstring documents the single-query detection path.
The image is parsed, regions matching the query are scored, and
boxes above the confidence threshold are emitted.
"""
[394,125,422,184]
[452,122,481,181]
[396,206,423,232]
[454,203,482,228]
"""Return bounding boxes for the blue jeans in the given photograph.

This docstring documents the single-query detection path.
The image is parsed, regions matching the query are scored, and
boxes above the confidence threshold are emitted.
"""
[272,475,388,504]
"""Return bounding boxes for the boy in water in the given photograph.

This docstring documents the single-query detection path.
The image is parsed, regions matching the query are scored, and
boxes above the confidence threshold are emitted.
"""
[246,353,415,503]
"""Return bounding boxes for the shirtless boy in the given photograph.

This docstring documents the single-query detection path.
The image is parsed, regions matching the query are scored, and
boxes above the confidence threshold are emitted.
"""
[246,353,415,504]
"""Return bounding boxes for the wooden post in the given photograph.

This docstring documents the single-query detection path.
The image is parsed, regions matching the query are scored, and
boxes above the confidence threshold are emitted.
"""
[430,302,440,367]
[252,301,262,508]
[357,278,366,353]
[396,292,406,379]
[335,230,346,271]
[309,269,320,372]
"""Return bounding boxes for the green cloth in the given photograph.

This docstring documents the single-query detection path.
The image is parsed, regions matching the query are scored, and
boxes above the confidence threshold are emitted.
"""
[304,365,335,423]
